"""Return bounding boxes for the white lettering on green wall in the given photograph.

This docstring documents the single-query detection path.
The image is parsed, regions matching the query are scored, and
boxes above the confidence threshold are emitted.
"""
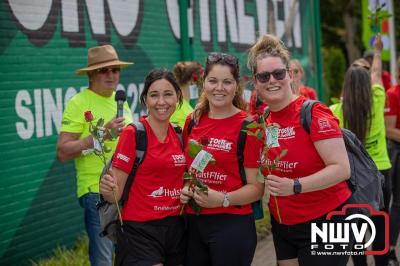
[15,84,143,140]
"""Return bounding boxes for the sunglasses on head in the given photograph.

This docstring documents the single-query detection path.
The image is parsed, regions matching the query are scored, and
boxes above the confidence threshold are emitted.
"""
[95,67,121,74]
[255,68,287,83]
[206,52,238,66]
[352,64,370,71]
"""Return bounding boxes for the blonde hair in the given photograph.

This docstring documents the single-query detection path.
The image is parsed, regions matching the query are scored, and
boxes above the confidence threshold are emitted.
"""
[247,34,290,74]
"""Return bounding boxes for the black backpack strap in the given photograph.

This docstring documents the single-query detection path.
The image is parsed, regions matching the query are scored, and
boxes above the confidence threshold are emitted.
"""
[237,115,254,185]
[300,99,319,134]
[187,118,196,136]
[120,122,147,206]
[172,124,184,150]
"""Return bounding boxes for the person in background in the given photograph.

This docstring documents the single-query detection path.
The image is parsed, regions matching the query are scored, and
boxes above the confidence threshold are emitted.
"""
[330,35,391,266]
[384,56,400,266]
[100,69,186,266]
[180,52,264,266]
[249,33,353,266]
[170,61,203,128]
[289,59,318,99]
[57,45,133,266]
[363,50,392,91]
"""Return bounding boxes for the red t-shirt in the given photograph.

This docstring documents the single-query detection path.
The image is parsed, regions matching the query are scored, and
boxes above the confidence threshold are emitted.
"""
[265,96,351,225]
[384,85,400,129]
[183,111,263,215]
[299,85,318,100]
[112,118,186,222]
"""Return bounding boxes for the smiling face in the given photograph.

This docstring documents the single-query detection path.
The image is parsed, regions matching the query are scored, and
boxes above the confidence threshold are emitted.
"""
[253,56,293,111]
[203,64,237,110]
[145,79,178,122]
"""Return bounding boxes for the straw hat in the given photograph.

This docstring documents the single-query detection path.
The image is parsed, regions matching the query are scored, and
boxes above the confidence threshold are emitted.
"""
[75,45,133,75]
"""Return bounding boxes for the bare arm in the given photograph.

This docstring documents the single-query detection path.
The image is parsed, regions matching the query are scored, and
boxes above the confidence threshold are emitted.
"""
[99,167,129,203]
[371,35,383,86]
[193,167,264,208]
[266,138,350,196]
[385,115,400,142]
[56,132,94,162]
[56,117,126,162]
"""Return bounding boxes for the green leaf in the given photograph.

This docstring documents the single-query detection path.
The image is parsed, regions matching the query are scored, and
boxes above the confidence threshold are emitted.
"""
[188,140,203,158]
[183,172,192,181]
[256,130,264,140]
[96,118,104,127]
[271,164,277,170]
[188,199,201,215]
[246,121,259,129]
[243,130,256,137]
[275,149,288,161]
[193,178,208,194]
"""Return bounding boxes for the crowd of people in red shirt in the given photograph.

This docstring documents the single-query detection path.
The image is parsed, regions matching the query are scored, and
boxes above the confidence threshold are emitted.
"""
[96,34,400,266]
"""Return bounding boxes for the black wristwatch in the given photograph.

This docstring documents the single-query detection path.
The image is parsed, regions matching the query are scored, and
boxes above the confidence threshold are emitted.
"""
[293,178,302,194]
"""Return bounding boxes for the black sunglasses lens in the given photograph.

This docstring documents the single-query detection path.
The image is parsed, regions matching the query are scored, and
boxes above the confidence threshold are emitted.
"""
[272,69,286,80]
[256,72,271,83]
[98,67,120,74]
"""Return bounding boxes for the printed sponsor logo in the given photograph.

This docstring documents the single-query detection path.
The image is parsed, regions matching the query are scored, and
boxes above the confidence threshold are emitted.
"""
[148,187,181,199]
[278,126,295,139]
[172,154,186,166]
[207,138,233,152]
[310,204,389,256]
[265,159,299,172]
[196,171,227,184]
[316,118,336,133]
[116,153,130,163]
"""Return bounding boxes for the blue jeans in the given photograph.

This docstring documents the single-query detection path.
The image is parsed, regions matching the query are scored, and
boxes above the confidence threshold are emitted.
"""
[79,193,113,266]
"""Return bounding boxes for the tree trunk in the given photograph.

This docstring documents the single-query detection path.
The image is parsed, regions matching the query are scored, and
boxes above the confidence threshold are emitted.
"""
[343,0,361,64]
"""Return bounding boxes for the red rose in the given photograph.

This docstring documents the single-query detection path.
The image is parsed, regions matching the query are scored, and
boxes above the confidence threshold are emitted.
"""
[84,111,94,122]
[192,72,198,82]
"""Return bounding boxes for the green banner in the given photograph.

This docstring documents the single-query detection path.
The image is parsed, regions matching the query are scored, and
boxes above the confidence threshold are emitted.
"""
[0,0,321,264]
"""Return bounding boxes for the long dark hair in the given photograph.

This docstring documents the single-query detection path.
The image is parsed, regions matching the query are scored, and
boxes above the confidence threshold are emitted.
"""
[342,66,372,144]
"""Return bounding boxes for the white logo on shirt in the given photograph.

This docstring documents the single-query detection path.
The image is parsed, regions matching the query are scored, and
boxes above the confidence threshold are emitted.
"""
[266,159,299,173]
[148,187,182,198]
[116,153,130,163]
[172,154,186,166]
[317,118,336,133]
[196,171,227,185]
[207,138,233,152]
[278,127,295,139]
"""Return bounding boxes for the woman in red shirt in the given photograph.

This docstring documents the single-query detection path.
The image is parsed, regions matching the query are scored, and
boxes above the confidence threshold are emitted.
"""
[248,34,353,266]
[100,69,186,266]
[180,52,264,266]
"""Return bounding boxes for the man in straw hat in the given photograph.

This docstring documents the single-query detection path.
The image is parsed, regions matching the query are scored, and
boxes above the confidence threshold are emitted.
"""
[57,45,133,266]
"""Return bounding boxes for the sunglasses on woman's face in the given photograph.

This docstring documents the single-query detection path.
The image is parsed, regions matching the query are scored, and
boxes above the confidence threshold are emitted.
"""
[255,68,287,83]
[96,67,121,74]
[206,52,239,67]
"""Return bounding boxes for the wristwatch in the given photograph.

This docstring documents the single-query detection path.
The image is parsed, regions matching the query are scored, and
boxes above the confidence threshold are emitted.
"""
[222,193,230,207]
[293,178,302,194]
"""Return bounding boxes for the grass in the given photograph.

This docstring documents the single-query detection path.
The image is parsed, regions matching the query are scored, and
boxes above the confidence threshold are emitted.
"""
[31,234,90,266]
[32,209,271,265]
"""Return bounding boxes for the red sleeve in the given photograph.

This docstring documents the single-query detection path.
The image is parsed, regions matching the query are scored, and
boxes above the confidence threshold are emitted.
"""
[385,89,398,116]
[182,115,192,146]
[310,102,342,142]
[112,125,136,174]
[243,117,263,168]
[382,71,392,91]
[308,88,318,100]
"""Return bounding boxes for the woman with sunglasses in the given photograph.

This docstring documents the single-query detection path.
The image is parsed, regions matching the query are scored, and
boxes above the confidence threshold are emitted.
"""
[180,52,264,266]
[100,69,187,266]
[248,34,354,266]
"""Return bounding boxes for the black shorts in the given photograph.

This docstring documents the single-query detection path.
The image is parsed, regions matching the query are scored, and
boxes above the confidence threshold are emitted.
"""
[115,216,186,266]
[271,199,358,266]
[185,213,257,266]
